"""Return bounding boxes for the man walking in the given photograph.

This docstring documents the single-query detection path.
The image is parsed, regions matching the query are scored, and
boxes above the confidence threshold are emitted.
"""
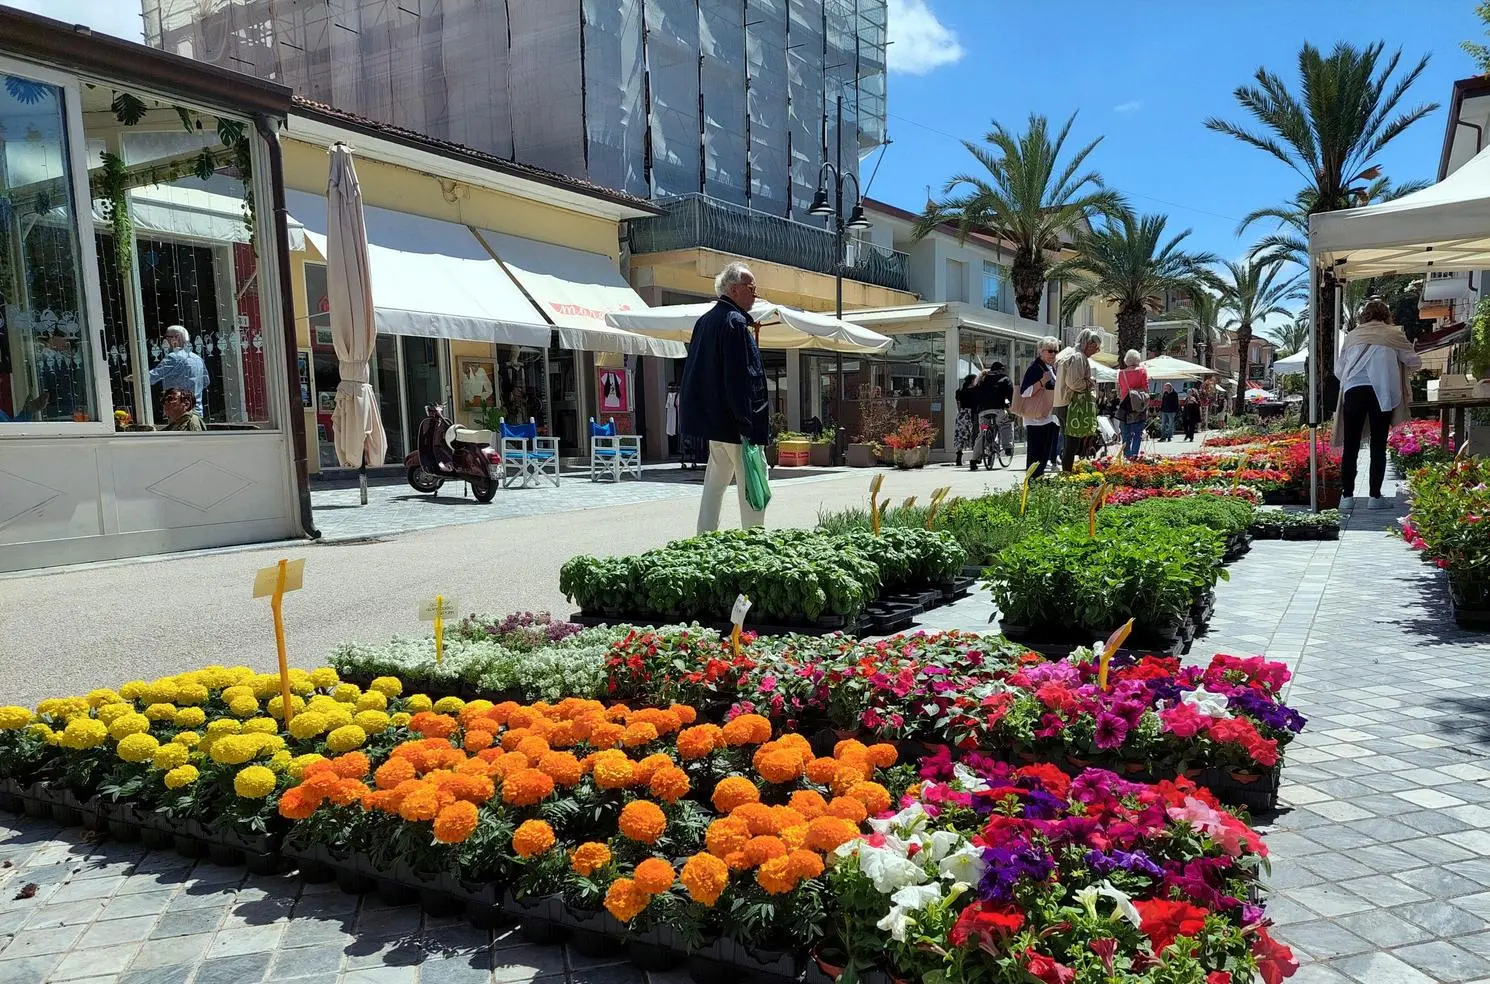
[140,325,210,419]
[681,262,770,532]
[1160,383,1180,442]
[1053,328,1102,472]
[967,362,1014,470]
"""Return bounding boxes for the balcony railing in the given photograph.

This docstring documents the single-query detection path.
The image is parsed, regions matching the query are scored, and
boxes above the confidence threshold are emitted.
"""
[628,194,911,293]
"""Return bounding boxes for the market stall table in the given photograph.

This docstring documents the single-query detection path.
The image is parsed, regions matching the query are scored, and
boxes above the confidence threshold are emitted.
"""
[1410,395,1490,452]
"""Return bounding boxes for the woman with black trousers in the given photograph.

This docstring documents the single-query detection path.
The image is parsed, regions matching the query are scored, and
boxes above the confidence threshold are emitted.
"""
[1182,390,1201,441]
[1332,299,1422,511]
[1012,337,1061,479]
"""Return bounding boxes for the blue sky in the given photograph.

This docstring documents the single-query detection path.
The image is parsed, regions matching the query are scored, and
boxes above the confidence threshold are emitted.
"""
[879,0,1485,269]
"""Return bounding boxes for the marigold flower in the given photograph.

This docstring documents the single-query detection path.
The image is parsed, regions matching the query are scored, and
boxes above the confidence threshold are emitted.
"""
[669,704,698,726]
[227,696,259,718]
[266,695,307,721]
[633,858,676,895]
[331,751,370,779]
[234,764,278,798]
[622,722,659,748]
[846,781,891,815]
[570,841,612,876]
[277,785,320,820]
[754,747,804,785]
[513,819,556,858]
[164,765,199,789]
[376,757,418,789]
[370,676,404,698]
[804,757,840,785]
[209,734,260,766]
[516,735,551,760]
[173,732,201,749]
[833,738,868,760]
[755,855,800,895]
[649,767,691,804]
[704,816,751,860]
[112,731,158,763]
[588,721,626,750]
[463,730,495,753]
[398,784,442,822]
[722,713,772,746]
[243,717,279,735]
[827,796,868,823]
[310,667,340,689]
[780,824,810,853]
[680,852,729,906]
[711,776,760,813]
[618,800,666,844]
[742,836,787,868]
[391,712,412,728]
[410,712,458,740]
[788,790,828,819]
[108,714,151,741]
[355,710,391,735]
[143,703,176,722]
[864,743,898,768]
[326,725,367,753]
[592,754,636,790]
[805,816,859,852]
[538,751,583,787]
[355,691,389,713]
[433,696,465,715]
[433,800,481,844]
[329,779,369,807]
[787,849,824,881]
[603,878,650,923]
[173,707,207,729]
[675,724,722,760]
[405,694,433,713]
[830,764,869,796]
[152,743,189,770]
[502,768,555,807]
[731,802,778,837]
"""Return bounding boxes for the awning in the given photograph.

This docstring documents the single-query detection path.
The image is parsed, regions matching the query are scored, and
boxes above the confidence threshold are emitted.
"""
[473,229,685,359]
[1142,355,1217,380]
[839,303,947,327]
[607,301,891,353]
[1273,349,1308,375]
[93,185,307,250]
[286,190,552,347]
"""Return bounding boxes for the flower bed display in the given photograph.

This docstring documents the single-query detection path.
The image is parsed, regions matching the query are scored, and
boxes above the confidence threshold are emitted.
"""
[1248,510,1340,541]
[559,528,966,632]
[1400,458,1490,628]
[827,755,1296,984]
[1387,418,1453,474]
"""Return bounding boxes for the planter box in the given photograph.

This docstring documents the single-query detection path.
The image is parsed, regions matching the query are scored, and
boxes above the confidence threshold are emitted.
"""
[1449,577,1490,631]
[558,905,626,959]
[809,443,834,467]
[892,446,929,469]
[502,891,569,946]
[845,443,878,468]
[1202,765,1281,814]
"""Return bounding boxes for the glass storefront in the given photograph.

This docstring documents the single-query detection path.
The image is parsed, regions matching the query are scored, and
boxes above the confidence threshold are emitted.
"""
[802,331,947,444]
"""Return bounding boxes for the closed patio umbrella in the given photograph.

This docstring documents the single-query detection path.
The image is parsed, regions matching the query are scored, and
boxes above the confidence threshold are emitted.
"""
[326,143,386,504]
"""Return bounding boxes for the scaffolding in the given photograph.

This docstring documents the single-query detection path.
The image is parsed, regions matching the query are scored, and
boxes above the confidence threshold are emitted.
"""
[143,0,888,213]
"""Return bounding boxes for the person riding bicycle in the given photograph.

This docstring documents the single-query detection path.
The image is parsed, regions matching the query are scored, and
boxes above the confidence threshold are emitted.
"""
[968,362,1014,471]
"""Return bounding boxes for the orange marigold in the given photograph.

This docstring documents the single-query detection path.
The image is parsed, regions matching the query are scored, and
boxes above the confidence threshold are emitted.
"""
[569,841,612,877]
[865,743,898,768]
[507,706,539,729]
[670,704,698,726]
[676,724,723,760]
[680,852,729,906]
[618,800,666,844]
[622,722,660,748]
[397,784,441,822]
[491,752,531,779]
[501,768,555,807]
[731,802,778,836]
[433,800,480,844]
[830,764,870,796]
[787,850,824,881]
[632,753,673,784]
[516,735,551,761]
[827,796,868,823]
[410,712,459,739]
[463,730,495,753]
[805,816,859,853]
[704,816,751,860]
[512,818,555,858]
[755,855,800,895]
[331,751,370,779]
[648,767,691,804]
[833,738,868,760]
[721,713,772,746]
[592,754,636,790]
[846,780,891,815]
[538,751,584,787]
[588,721,626,750]
[606,704,632,722]
[277,785,320,820]
[329,779,369,807]
[711,776,760,813]
[804,757,840,785]
[603,877,650,923]
[788,789,828,819]
[753,747,804,785]
[633,857,676,895]
[779,824,810,853]
[547,721,579,748]
[742,836,787,868]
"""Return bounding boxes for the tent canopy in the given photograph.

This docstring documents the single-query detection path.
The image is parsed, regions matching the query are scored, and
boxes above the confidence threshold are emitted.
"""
[605,301,892,353]
[1310,145,1490,280]
[1142,355,1216,380]
[1273,349,1307,375]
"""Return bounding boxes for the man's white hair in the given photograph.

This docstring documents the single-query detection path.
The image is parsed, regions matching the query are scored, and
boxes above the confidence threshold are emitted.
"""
[1075,328,1103,351]
[1039,335,1061,353]
[165,325,190,347]
[714,261,754,296]
[1124,349,1142,367]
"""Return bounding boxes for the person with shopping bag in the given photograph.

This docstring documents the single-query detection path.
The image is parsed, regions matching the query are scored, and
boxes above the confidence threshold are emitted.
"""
[1053,329,1103,472]
[681,261,771,531]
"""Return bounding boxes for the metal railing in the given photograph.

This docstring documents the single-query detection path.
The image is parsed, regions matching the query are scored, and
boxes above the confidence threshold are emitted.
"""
[628,194,911,293]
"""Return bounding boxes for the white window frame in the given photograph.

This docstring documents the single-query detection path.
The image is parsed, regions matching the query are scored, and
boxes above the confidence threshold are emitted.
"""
[0,54,113,438]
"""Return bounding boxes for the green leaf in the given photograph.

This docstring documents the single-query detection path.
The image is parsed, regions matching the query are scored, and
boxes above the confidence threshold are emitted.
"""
[111,92,149,125]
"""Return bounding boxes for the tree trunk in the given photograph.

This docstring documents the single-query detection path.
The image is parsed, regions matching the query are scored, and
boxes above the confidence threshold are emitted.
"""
[1010,260,1046,321]
[1233,322,1252,415]
[1115,306,1147,362]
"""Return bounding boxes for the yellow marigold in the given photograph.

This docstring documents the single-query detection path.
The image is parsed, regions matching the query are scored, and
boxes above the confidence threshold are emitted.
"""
[633,858,676,895]
[266,695,307,721]
[173,707,206,729]
[142,680,179,705]
[28,724,57,745]
[355,710,391,735]
[405,693,432,712]
[164,764,200,789]
[332,683,362,703]
[256,734,287,755]
[618,800,666,844]
[242,717,279,735]
[704,816,751,860]
[116,733,161,764]
[570,842,612,876]
[371,677,404,698]
[721,714,772,746]
[228,696,259,718]
[206,719,241,736]
[355,691,388,713]
[846,781,891,816]
[234,764,278,798]
[309,667,340,689]
[680,852,730,907]
[0,706,32,731]
[755,855,800,895]
[502,768,555,807]
[60,718,108,750]
[108,714,151,741]
[433,800,480,844]
[249,675,282,700]
[174,683,210,706]
[603,878,650,923]
[173,731,201,748]
[711,776,760,814]
[754,747,805,785]
[592,754,636,790]
[649,767,691,804]
[288,753,326,780]
[391,712,412,728]
[86,689,123,709]
[288,711,330,740]
[208,734,260,766]
[143,703,177,722]
[512,819,556,858]
[433,696,464,715]
[325,725,367,753]
[96,704,133,726]
[805,816,859,853]
[119,681,147,701]
[269,750,293,771]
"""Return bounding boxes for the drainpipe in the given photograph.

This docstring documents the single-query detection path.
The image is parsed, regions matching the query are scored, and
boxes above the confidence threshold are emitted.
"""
[256,113,320,541]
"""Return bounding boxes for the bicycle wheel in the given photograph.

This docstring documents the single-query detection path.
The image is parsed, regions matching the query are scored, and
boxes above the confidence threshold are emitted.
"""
[993,442,1012,468]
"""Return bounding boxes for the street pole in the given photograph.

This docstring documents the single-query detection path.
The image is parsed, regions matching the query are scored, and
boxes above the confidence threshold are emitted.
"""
[833,96,845,461]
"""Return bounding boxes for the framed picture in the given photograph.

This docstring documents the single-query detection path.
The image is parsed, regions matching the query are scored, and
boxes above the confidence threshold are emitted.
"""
[314,326,335,347]
[317,391,336,414]
[296,351,312,409]
[456,357,496,411]
[595,367,632,415]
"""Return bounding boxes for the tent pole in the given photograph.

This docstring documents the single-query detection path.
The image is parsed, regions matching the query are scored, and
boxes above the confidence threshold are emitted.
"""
[1307,261,1319,514]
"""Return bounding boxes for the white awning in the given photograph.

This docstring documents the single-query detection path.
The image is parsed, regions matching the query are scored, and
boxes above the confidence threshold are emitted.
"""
[1273,348,1308,375]
[94,185,306,250]
[606,301,892,353]
[839,303,947,326]
[473,229,685,359]
[286,190,552,347]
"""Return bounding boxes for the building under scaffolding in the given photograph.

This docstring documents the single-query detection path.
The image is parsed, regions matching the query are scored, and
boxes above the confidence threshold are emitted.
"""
[143,0,887,220]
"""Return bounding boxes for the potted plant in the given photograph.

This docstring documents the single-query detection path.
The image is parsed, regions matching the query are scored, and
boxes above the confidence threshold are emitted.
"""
[1467,297,1490,389]
[847,385,899,467]
[809,432,835,467]
[882,418,936,470]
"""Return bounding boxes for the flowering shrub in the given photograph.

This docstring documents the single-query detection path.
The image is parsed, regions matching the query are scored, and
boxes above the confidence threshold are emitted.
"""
[1387,419,1452,473]
[882,416,938,450]
[1105,485,1262,507]
[1400,458,1490,606]
[827,755,1297,983]
[455,611,585,650]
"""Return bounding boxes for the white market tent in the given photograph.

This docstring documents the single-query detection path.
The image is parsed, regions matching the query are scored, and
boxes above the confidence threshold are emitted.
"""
[605,301,892,354]
[1273,349,1308,376]
[1142,355,1216,380]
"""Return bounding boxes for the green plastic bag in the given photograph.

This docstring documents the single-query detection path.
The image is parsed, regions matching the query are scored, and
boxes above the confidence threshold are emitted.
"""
[742,440,772,511]
[1064,390,1098,438]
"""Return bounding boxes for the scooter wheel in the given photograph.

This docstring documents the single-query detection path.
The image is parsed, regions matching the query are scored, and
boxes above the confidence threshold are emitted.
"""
[470,474,497,503]
[408,466,443,494]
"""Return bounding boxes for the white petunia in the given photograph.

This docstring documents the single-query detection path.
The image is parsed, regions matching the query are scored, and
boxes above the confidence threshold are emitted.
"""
[952,763,991,793]
[924,830,962,863]
[858,846,930,895]
[938,844,987,884]
[877,904,914,941]
[1096,880,1142,928]
[1181,686,1233,719]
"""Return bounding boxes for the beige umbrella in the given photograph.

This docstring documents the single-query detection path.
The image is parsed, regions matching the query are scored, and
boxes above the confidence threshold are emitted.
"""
[326,143,386,504]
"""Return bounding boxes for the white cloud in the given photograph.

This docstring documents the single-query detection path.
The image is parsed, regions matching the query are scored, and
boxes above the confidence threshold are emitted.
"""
[1114,100,1142,114]
[6,0,144,41]
[887,0,965,76]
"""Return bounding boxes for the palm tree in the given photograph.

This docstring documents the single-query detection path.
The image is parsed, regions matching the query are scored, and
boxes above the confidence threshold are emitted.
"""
[1048,211,1219,358]
[1239,179,1430,270]
[1265,313,1311,357]
[1206,41,1438,414]
[1215,259,1307,412]
[915,113,1126,320]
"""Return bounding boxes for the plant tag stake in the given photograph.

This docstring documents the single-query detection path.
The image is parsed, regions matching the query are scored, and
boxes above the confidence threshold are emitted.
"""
[252,558,304,724]
[869,475,885,535]
[419,595,459,664]
[1020,462,1041,516]
[1231,451,1250,491]
[1098,618,1134,691]
[730,594,752,657]
[1087,479,1108,537]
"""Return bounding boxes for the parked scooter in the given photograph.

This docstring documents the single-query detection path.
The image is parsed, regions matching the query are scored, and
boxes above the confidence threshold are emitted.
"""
[404,404,499,502]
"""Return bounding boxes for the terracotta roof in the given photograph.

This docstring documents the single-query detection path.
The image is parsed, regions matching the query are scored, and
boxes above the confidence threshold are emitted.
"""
[291,97,661,215]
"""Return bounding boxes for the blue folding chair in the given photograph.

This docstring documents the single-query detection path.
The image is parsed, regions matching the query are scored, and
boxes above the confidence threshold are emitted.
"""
[499,417,560,488]
[589,417,642,482]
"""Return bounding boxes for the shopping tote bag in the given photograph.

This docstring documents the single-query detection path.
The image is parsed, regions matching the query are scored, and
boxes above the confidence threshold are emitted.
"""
[742,440,772,511]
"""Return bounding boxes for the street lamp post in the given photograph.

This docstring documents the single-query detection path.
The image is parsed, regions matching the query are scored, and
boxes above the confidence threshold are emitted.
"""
[809,96,871,463]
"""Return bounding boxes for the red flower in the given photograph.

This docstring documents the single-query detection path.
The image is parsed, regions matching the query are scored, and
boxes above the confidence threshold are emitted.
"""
[1134,898,1210,955]
[1251,927,1298,984]
[948,902,1025,949]
[1022,949,1075,984]
[1207,973,1232,984]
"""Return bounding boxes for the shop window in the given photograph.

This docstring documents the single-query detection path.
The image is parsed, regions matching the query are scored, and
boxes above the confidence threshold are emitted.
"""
[982,261,1011,314]
[0,71,100,425]
[944,259,967,302]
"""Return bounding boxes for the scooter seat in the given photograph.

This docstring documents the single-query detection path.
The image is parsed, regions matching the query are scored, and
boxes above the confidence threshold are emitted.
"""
[446,425,494,447]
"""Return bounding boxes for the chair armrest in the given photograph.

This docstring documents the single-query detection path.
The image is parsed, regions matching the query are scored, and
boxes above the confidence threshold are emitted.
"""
[534,436,561,454]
